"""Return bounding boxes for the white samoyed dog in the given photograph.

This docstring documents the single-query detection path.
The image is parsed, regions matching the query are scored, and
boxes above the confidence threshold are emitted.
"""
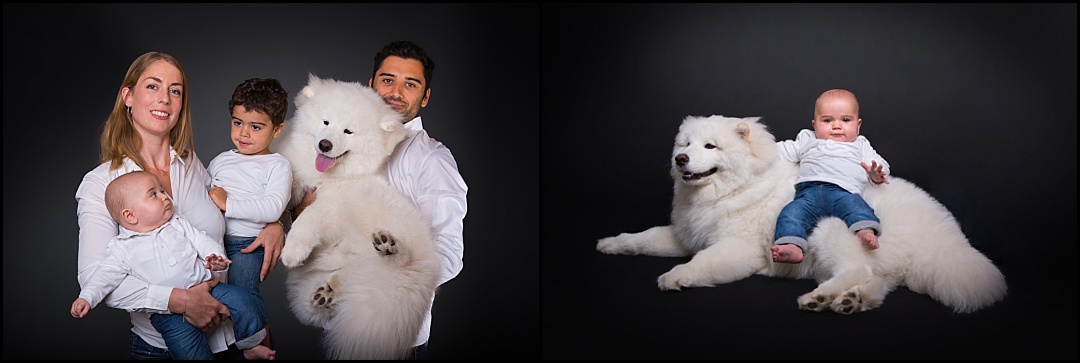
[275,74,439,359]
[597,115,1007,314]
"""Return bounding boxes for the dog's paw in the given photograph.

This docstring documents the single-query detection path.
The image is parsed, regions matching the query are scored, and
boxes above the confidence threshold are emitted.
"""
[281,238,313,267]
[657,265,693,291]
[829,287,863,315]
[657,275,683,291]
[596,235,634,255]
[312,282,335,308]
[797,291,836,312]
[372,230,397,256]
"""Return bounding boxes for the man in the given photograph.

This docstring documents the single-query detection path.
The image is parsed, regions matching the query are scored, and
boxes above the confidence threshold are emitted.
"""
[293,40,467,359]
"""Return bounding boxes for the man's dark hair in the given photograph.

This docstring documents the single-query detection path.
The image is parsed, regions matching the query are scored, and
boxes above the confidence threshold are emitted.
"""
[373,40,435,91]
[228,78,289,126]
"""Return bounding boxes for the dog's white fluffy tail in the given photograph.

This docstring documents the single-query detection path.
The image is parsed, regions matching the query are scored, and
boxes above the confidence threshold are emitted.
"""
[869,178,1007,313]
[904,230,1008,313]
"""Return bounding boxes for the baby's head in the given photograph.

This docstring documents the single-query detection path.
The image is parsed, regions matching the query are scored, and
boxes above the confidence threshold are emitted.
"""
[105,171,174,233]
[811,89,862,142]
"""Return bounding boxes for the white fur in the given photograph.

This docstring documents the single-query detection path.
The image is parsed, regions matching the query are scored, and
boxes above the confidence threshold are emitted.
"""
[597,115,1007,314]
[275,74,440,358]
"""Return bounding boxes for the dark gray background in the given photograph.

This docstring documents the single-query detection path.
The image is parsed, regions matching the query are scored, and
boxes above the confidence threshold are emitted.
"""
[4,4,538,360]
[542,4,1075,359]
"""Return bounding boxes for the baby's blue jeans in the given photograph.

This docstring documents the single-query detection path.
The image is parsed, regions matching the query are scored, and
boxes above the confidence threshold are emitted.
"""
[774,181,881,251]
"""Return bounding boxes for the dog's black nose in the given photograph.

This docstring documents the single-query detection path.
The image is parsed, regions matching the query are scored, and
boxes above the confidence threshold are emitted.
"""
[675,153,689,166]
[319,139,333,153]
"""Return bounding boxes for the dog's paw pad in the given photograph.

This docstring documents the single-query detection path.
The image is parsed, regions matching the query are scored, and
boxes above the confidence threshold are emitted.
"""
[798,293,833,312]
[831,289,863,315]
[312,283,335,308]
[372,230,397,256]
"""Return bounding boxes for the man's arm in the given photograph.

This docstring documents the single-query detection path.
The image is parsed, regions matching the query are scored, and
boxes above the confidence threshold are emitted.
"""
[413,149,468,285]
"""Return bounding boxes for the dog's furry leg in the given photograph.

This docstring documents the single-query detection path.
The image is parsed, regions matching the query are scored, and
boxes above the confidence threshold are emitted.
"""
[281,196,347,267]
[286,268,338,328]
[798,265,872,312]
[596,225,693,257]
[829,274,890,314]
[657,238,766,290]
[312,274,339,309]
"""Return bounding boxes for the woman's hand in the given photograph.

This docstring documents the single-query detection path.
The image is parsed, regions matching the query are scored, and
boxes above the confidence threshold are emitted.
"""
[170,281,229,333]
[249,221,285,281]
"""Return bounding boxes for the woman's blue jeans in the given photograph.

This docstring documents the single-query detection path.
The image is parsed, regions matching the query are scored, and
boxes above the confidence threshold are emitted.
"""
[129,330,243,360]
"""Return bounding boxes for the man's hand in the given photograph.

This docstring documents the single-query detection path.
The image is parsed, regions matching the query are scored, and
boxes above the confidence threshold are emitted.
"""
[292,188,317,219]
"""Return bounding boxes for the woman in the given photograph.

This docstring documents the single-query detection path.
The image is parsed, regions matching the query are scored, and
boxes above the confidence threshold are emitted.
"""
[75,51,285,359]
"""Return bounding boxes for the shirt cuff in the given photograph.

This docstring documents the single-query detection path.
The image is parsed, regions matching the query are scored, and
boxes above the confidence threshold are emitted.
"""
[145,284,174,314]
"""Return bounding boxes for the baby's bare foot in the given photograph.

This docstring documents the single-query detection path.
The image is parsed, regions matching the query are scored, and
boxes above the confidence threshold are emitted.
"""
[243,345,277,360]
[771,244,804,264]
[857,229,879,249]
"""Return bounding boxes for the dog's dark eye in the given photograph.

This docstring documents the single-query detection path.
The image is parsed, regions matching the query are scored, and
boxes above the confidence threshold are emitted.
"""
[344,129,353,134]
[705,143,716,149]
[323,120,329,125]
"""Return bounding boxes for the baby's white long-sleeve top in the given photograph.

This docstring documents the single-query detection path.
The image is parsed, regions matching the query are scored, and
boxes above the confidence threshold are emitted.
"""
[78,216,224,309]
[776,129,890,195]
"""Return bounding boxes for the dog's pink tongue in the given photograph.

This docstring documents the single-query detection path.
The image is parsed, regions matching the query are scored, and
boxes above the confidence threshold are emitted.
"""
[315,154,335,172]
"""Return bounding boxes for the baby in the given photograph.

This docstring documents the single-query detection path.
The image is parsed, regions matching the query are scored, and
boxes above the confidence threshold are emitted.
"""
[771,89,890,264]
[70,170,276,360]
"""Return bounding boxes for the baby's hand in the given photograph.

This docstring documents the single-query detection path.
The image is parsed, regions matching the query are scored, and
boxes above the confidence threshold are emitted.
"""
[861,160,889,184]
[71,298,90,318]
[205,253,232,271]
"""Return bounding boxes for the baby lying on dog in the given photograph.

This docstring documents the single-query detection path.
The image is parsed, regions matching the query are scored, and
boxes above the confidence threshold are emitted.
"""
[772,88,890,264]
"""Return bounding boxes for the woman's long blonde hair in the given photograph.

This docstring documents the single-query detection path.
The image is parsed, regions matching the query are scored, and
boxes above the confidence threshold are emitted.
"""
[99,51,195,173]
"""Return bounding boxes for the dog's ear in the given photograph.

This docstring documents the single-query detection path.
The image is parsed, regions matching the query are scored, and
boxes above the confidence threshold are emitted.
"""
[740,117,777,161]
[379,118,398,133]
[736,122,751,140]
[295,85,315,108]
[295,73,322,108]
[380,114,407,154]
[378,105,406,132]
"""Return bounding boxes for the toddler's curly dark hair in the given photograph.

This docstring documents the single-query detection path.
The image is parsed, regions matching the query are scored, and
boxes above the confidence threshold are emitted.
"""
[228,78,288,126]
